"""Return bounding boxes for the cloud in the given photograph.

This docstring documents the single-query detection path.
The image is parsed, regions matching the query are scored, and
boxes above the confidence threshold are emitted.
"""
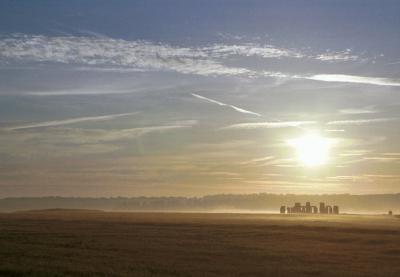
[204,43,305,59]
[25,89,137,96]
[339,149,372,157]
[306,74,400,87]
[3,35,400,89]
[363,157,400,162]
[339,107,378,115]
[325,129,345,133]
[66,125,193,144]
[327,118,396,126]
[382,153,400,156]
[240,156,275,165]
[223,121,316,129]
[363,174,400,179]
[24,83,181,96]
[0,34,253,77]
[192,93,261,117]
[326,175,371,182]
[0,123,195,158]
[187,140,254,151]
[313,49,360,62]
[386,60,400,65]
[207,43,364,62]
[0,34,367,80]
[337,152,400,166]
[3,112,139,131]
[5,125,193,144]
[1,36,365,71]
[261,71,292,78]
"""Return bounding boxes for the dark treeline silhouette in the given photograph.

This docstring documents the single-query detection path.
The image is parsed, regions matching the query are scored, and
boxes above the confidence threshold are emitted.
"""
[0,193,399,213]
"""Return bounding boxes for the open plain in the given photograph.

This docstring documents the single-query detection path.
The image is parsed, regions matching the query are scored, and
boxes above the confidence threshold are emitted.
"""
[0,210,399,276]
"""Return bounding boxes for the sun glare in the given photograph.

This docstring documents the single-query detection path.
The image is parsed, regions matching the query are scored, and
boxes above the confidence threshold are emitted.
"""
[288,133,332,167]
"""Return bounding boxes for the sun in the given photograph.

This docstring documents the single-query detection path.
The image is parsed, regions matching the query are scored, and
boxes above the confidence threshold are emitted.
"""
[287,133,332,167]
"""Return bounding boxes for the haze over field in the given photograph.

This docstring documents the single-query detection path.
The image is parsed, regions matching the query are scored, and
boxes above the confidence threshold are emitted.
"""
[1,0,400,199]
[1,194,400,214]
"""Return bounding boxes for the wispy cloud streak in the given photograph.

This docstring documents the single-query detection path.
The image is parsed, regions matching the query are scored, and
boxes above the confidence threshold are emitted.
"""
[0,35,250,76]
[223,121,316,129]
[306,74,400,87]
[2,35,400,87]
[339,107,378,115]
[3,112,139,131]
[0,34,371,79]
[313,49,359,62]
[327,118,396,126]
[192,93,261,117]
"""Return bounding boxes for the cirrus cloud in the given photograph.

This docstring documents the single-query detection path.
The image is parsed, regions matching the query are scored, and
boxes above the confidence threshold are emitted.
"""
[223,121,316,130]
[2,34,400,88]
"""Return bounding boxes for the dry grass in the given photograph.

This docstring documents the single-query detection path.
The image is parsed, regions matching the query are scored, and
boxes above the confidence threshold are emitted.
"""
[0,210,399,276]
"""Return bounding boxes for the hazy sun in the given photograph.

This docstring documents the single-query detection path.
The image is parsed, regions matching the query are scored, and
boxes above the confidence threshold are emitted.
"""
[288,133,332,167]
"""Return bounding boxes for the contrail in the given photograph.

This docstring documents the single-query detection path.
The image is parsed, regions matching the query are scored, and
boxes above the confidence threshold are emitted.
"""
[191,93,261,117]
[3,112,140,131]
[192,92,314,131]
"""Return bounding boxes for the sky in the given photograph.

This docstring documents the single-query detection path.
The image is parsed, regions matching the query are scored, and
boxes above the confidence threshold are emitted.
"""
[0,0,400,197]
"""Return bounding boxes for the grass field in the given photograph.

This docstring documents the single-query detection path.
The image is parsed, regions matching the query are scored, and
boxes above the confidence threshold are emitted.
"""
[0,210,399,276]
